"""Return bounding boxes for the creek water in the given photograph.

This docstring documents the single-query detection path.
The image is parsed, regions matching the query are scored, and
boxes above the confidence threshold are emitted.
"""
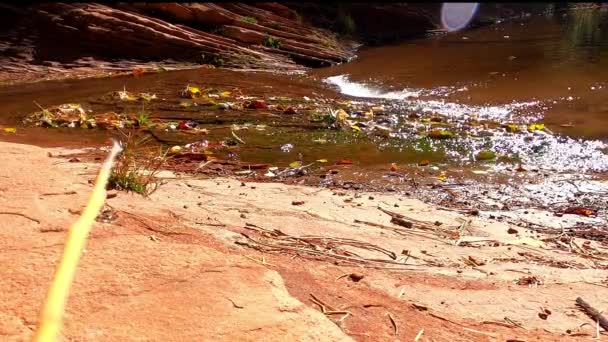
[1,8,607,218]
[313,9,608,173]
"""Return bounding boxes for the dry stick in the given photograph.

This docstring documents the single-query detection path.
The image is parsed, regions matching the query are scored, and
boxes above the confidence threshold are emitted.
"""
[0,211,41,224]
[238,234,418,268]
[414,329,424,341]
[354,219,452,245]
[39,191,78,197]
[240,225,436,270]
[115,208,191,236]
[428,312,496,337]
[387,312,398,335]
[309,293,353,320]
[575,297,608,331]
[245,225,399,259]
[231,130,245,144]
[239,240,427,271]
[33,141,122,342]
[244,255,277,268]
[378,206,460,238]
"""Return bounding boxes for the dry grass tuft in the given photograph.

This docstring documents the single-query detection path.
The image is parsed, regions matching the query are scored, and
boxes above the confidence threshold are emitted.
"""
[108,130,168,196]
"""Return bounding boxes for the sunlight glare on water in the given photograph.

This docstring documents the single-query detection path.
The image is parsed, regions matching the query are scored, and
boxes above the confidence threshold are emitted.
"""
[441,3,480,32]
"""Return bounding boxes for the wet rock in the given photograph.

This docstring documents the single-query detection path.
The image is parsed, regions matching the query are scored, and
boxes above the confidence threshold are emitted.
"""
[283,106,297,114]
[390,217,412,228]
[348,273,364,282]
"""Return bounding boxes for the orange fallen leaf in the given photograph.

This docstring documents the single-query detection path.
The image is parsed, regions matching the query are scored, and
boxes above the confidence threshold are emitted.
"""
[337,160,353,165]
[390,163,398,171]
[418,160,430,166]
[132,68,144,77]
[564,207,596,217]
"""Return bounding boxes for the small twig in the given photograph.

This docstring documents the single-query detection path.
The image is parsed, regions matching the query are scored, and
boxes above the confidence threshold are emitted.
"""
[244,255,277,268]
[0,211,41,224]
[414,329,424,341]
[231,130,245,144]
[338,312,351,322]
[40,227,65,233]
[576,297,608,331]
[309,293,353,321]
[335,274,350,281]
[39,191,78,197]
[428,312,496,336]
[504,317,527,330]
[482,321,516,329]
[224,296,244,309]
[117,209,190,236]
[387,312,398,335]
[581,282,608,289]
[196,160,214,171]
[353,219,452,245]
[310,293,334,312]
[378,206,404,219]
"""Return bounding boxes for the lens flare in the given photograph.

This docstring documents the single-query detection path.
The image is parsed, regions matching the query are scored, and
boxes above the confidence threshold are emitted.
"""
[441,3,480,32]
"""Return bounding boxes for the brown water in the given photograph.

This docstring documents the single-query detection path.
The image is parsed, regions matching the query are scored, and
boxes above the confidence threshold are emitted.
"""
[314,9,608,140]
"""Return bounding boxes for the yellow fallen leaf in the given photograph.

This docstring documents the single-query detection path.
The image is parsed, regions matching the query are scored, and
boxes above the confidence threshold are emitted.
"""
[437,174,447,182]
[220,91,231,98]
[188,86,201,94]
[169,145,182,154]
[334,109,346,118]
[351,125,361,132]
[505,123,520,133]
[181,85,202,99]
[527,123,545,132]
[3,127,16,133]
[289,161,302,168]
[316,159,328,163]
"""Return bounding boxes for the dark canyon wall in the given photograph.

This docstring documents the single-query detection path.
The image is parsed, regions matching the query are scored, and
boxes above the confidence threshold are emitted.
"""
[0,2,554,74]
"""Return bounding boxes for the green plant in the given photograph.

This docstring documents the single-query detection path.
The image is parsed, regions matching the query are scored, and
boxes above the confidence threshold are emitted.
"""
[108,131,168,196]
[263,36,281,49]
[212,56,225,67]
[336,11,356,35]
[320,38,333,48]
[241,16,257,24]
[136,103,150,127]
[136,112,150,127]
[201,53,226,67]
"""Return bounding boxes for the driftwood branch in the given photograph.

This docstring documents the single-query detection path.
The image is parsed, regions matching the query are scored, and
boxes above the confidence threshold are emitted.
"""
[576,297,608,331]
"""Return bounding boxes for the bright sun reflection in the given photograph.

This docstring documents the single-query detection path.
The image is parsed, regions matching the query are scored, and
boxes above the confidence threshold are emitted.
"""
[441,3,480,32]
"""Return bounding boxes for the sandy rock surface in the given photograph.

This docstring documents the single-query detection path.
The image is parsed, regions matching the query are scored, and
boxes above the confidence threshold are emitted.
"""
[1,141,607,341]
